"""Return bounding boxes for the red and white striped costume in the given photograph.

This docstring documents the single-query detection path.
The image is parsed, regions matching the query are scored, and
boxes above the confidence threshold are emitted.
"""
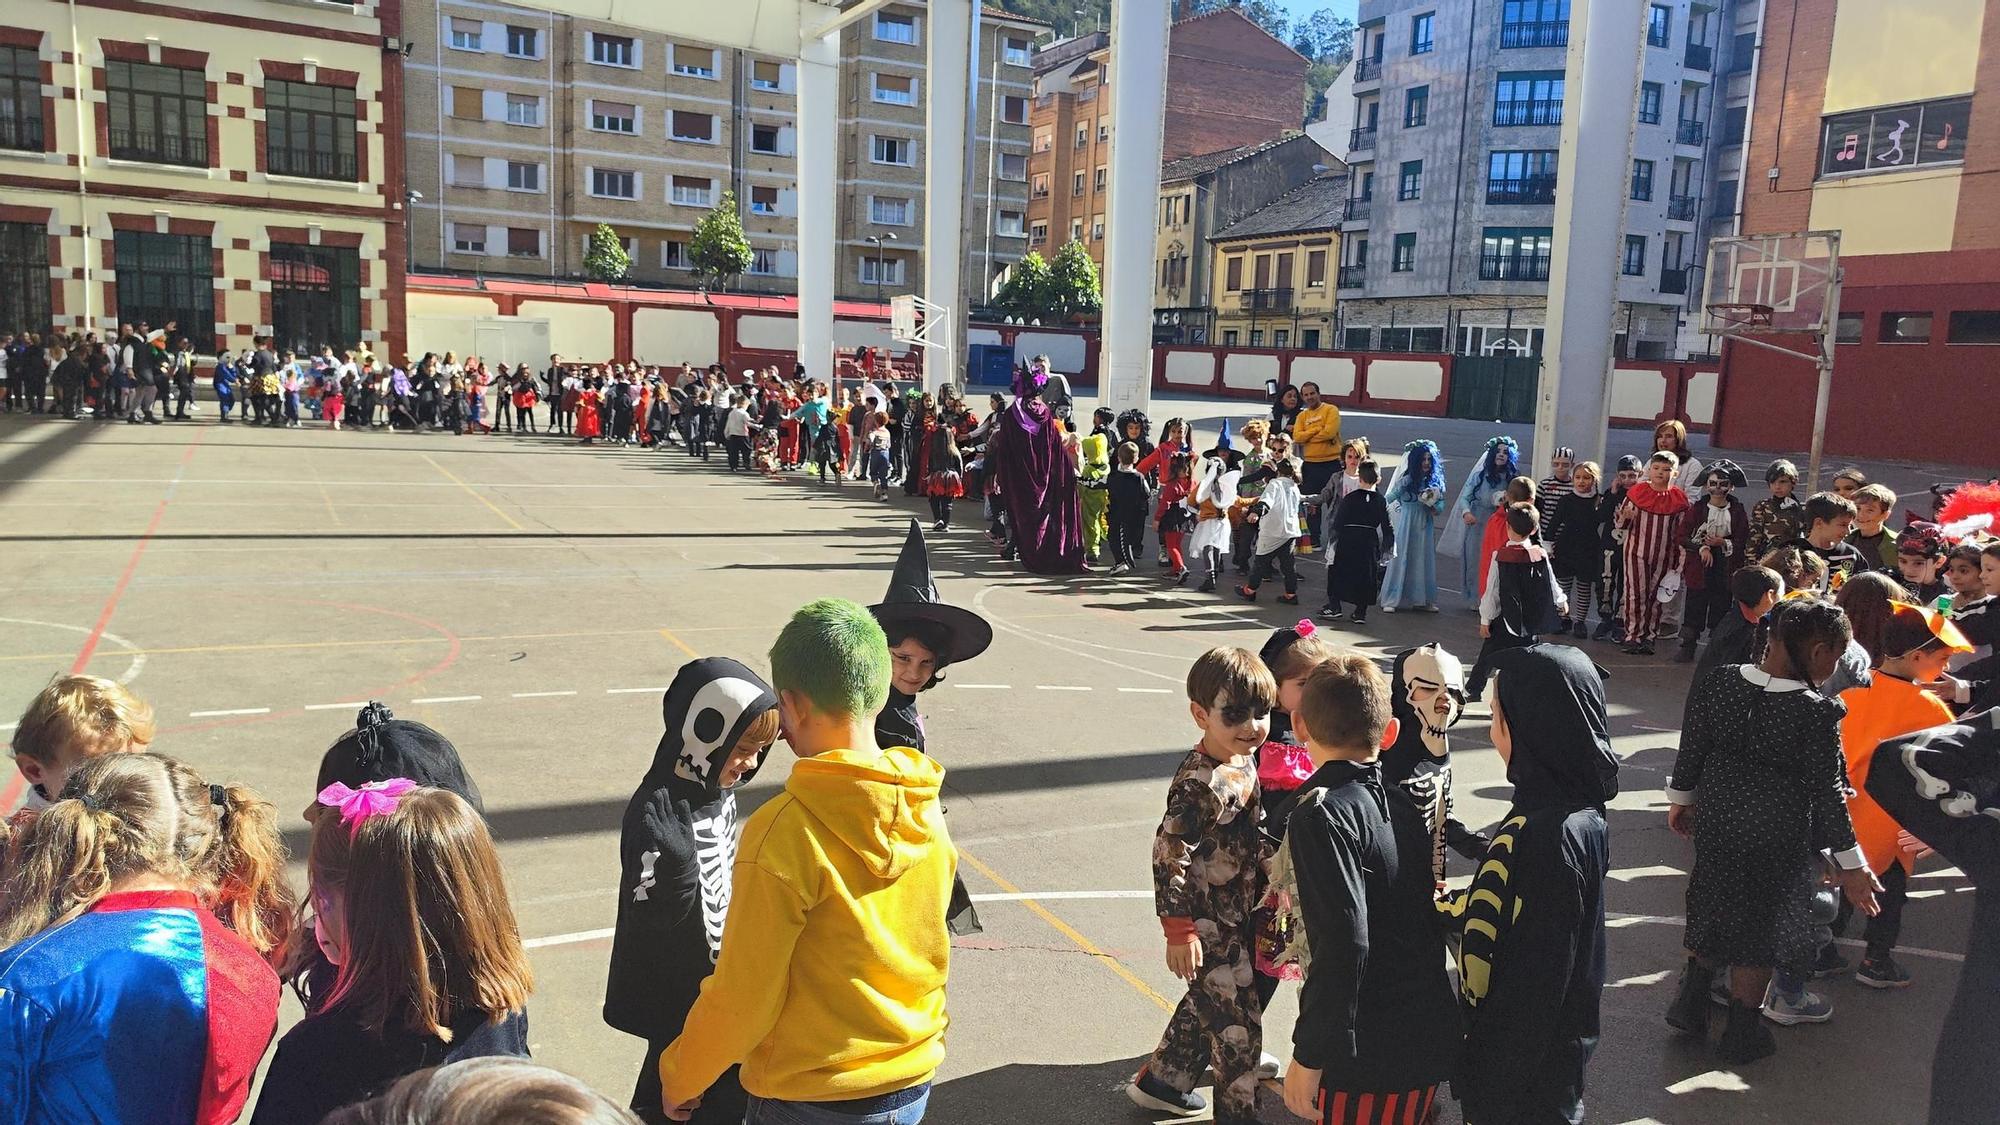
[1620,482,1690,643]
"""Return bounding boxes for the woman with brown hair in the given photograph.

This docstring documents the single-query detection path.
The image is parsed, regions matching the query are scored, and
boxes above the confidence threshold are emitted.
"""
[1653,419,1704,492]
[252,784,534,1125]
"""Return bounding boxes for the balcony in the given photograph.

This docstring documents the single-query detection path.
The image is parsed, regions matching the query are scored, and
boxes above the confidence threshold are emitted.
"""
[107,127,205,168]
[1349,126,1376,152]
[1337,265,1366,289]
[1676,118,1706,146]
[1486,175,1557,205]
[1684,42,1713,71]
[1241,287,1294,312]
[1667,194,1698,221]
[267,147,359,182]
[1499,20,1569,49]
[1659,266,1690,295]
[1355,56,1381,82]
[1479,252,1552,281]
[1344,196,1372,222]
[1494,98,1563,127]
[0,113,43,152]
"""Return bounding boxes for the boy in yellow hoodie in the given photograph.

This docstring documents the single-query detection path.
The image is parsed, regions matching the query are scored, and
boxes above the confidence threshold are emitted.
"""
[659,598,955,1124]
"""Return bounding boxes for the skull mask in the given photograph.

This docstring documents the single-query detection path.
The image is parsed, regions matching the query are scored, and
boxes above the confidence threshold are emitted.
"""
[1397,644,1466,760]
[670,671,776,789]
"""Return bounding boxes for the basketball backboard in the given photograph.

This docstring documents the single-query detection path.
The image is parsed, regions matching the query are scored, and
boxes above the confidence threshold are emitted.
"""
[1701,230,1840,337]
[890,294,919,343]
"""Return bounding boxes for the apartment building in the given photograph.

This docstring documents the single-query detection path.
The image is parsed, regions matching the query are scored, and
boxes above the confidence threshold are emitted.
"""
[1208,175,1347,350]
[1026,7,1309,271]
[405,0,1042,303]
[0,0,402,355]
[1336,0,1743,360]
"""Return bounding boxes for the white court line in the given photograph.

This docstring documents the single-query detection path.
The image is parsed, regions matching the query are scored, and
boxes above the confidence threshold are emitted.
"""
[412,695,481,704]
[1035,685,1092,692]
[0,722,16,732]
[524,927,615,950]
[513,690,578,698]
[605,687,666,694]
[953,683,1012,690]
[1117,687,1174,694]
[303,702,366,712]
[189,708,270,718]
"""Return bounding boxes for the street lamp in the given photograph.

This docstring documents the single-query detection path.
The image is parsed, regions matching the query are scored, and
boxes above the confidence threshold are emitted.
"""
[865,232,898,314]
[405,189,423,278]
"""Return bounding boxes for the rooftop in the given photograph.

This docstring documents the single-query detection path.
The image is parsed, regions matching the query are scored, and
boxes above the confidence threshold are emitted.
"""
[1160,132,1315,183]
[1211,174,1349,241]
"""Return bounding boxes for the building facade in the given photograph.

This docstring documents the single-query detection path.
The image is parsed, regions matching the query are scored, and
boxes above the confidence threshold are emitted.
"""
[404,0,1042,304]
[0,0,403,356]
[1208,174,1346,349]
[1336,0,1741,359]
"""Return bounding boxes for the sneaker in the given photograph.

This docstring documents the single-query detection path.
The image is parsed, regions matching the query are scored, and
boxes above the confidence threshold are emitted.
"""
[1319,606,1346,622]
[1352,612,1367,624]
[1420,603,1439,613]
[1811,945,1851,979]
[1109,562,1132,576]
[1236,584,1259,602]
[1716,1000,1778,1064]
[1674,645,1696,664]
[1856,955,1913,989]
[1126,1068,1205,1116]
[1572,621,1591,639]
[1197,577,1216,593]
[1254,1051,1283,1081]
[1762,985,1834,1026]
[1665,959,1716,1037]
[1277,593,1300,605]
[1379,604,1397,614]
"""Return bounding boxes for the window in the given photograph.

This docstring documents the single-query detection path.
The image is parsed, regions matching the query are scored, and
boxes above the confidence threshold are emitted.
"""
[1398,160,1423,200]
[752,60,783,91]
[1072,171,1085,196]
[505,161,540,191]
[0,222,51,333]
[860,255,905,285]
[874,12,916,44]
[1722,104,1747,145]
[1034,129,1052,153]
[1493,71,1563,126]
[1002,95,1028,124]
[1031,173,1049,198]
[1076,125,1088,148]
[591,101,636,133]
[1091,215,1105,241]
[1249,329,1264,347]
[112,230,212,338]
[1306,249,1328,287]
[750,123,782,154]
[269,242,359,355]
[1638,82,1663,125]
[1160,254,1188,290]
[1647,5,1671,47]
[1342,326,1371,350]
[748,248,780,276]
[1834,312,1863,344]
[1630,159,1654,201]
[672,45,716,78]
[1274,329,1290,348]
[505,26,539,58]
[451,223,486,254]
[1225,256,1243,291]
[449,18,482,51]
[872,135,912,165]
[1404,85,1429,127]
[1071,219,1083,242]
[670,175,712,206]
[670,111,715,143]
[1411,12,1435,54]
[1948,310,2000,344]
[1223,330,1240,346]
[1818,96,1969,179]
[735,185,775,216]
[1411,327,1446,352]
[1029,221,1047,244]
[590,34,635,67]
[505,93,541,126]
[107,60,208,167]
[450,153,485,188]
[0,47,40,152]
[1485,150,1558,203]
[1622,234,1646,276]
[997,210,1025,237]
[1878,312,1933,343]
[1005,36,1032,66]
[1500,0,1570,48]
[870,196,911,224]
[506,228,540,258]
[873,73,916,105]
[1392,232,1416,272]
[662,240,689,270]
[1094,165,1108,190]
[1098,120,1110,141]
[591,169,636,199]
[1480,226,1555,279]
[1000,153,1028,181]
[451,85,482,120]
[1380,327,1413,351]
[1301,329,1321,350]
[264,80,357,181]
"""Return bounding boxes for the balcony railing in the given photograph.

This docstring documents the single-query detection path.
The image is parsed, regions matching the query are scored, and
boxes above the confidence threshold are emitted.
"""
[1684,42,1713,71]
[1676,118,1706,145]
[1499,20,1570,48]
[1479,252,1552,281]
[1344,197,1372,221]
[108,127,205,167]
[1242,287,1294,311]
[1355,56,1381,82]
[1659,266,1690,295]
[1486,175,1557,205]
[0,113,43,152]
[1667,194,1698,221]
[1350,126,1376,152]
[266,146,358,182]
[1337,265,1366,289]
[1494,98,1563,127]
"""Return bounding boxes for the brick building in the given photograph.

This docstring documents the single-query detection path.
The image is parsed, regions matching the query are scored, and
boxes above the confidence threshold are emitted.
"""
[0,0,404,357]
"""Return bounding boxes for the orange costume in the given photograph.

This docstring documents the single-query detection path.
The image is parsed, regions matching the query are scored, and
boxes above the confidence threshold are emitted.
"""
[1839,675,1956,875]
[575,392,602,439]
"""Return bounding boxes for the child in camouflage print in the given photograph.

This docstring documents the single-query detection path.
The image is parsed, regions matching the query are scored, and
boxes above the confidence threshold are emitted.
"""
[1127,647,1277,1125]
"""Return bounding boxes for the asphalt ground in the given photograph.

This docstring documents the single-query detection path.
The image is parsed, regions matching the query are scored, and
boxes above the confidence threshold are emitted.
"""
[0,402,1970,1125]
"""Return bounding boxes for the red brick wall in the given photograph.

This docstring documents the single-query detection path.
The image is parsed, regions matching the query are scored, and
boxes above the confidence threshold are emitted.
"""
[1952,0,2000,248]
[1739,0,1831,236]
[1162,10,1308,159]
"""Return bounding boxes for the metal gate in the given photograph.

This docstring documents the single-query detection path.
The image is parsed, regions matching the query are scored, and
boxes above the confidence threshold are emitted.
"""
[270,243,360,355]
[1448,355,1540,423]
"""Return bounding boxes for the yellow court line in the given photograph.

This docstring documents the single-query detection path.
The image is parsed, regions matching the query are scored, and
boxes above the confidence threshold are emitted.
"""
[658,626,701,659]
[956,847,1174,1013]
[422,453,524,531]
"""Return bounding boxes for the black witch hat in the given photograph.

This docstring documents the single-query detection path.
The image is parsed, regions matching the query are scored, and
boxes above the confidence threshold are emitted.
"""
[870,519,993,667]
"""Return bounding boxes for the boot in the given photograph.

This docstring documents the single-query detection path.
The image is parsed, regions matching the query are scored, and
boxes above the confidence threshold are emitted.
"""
[1665,958,1715,1037]
[1716,999,1777,1064]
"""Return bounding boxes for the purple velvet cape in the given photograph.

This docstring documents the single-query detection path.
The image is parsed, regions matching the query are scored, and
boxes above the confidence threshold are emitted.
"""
[990,395,1085,574]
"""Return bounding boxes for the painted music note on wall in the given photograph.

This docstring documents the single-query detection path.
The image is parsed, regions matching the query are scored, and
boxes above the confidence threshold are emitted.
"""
[1937,122,1955,150]
[1836,133,1859,162]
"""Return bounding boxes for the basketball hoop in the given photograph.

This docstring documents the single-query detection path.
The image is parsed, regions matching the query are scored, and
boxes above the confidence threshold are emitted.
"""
[888,293,949,352]
[1705,302,1775,332]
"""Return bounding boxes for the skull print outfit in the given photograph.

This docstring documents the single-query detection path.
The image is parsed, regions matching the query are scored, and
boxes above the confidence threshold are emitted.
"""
[1146,746,1267,1125]
[605,657,778,1125]
[1380,645,1489,883]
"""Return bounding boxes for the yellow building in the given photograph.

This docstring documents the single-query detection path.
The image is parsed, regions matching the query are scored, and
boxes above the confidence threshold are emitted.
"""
[1208,175,1345,350]
[0,0,402,355]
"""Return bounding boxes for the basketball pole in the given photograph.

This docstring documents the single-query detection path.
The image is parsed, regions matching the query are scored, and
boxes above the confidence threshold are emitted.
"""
[1805,266,1844,490]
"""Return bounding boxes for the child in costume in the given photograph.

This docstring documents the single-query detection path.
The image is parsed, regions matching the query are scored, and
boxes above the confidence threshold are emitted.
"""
[1157,451,1197,581]
[1451,436,1519,607]
[1186,453,1236,594]
[1546,460,1603,638]
[1615,452,1690,655]
[1783,492,1867,593]
[924,427,964,531]
[1676,460,1751,663]
[1537,445,1576,526]
[1078,431,1111,565]
[1229,419,1272,575]
[9,672,155,811]
[1380,440,1446,613]
[1107,441,1149,575]
[1895,521,1949,607]
[604,659,780,1124]
[1477,476,1538,598]
[1849,484,1901,571]
[1470,504,1567,700]
[1238,456,1305,605]
[1379,642,1487,884]
[1322,457,1395,623]
[1592,456,1642,642]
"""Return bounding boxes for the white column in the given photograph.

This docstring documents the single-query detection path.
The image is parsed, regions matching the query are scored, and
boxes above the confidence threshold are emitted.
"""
[923,0,974,392]
[1535,0,1647,473]
[795,31,840,382]
[1100,0,1170,415]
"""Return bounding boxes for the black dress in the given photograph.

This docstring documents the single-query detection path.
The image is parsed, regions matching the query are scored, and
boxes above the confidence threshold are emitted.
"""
[250,1009,528,1125]
[1669,665,1859,971]
[1327,489,1395,609]
[1545,490,1602,583]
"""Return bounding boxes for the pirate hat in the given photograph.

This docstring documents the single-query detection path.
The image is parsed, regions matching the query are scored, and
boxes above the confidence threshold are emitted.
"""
[870,520,993,667]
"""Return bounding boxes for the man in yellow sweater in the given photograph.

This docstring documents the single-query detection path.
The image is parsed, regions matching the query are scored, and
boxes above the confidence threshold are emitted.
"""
[660,597,955,1124]
[1290,381,1343,552]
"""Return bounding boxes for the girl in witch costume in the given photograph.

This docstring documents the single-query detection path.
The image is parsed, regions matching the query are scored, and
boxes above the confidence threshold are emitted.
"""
[1379,642,1489,885]
[604,658,780,1125]
[869,518,995,936]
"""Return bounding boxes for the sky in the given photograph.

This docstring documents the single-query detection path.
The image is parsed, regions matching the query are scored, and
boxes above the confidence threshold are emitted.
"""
[1275,0,1359,22]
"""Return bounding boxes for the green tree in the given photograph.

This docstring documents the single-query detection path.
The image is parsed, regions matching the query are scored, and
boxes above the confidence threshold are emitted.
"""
[994,250,1053,320]
[1045,239,1103,322]
[688,190,754,290]
[582,223,631,282]
[1190,0,1291,42]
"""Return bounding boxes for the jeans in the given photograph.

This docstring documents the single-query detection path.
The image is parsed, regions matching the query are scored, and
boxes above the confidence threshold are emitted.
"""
[745,1084,928,1125]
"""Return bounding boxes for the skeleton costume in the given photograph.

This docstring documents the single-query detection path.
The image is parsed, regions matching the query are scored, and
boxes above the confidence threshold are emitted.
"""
[1380,644,1489,883]
[605,658,778,1125]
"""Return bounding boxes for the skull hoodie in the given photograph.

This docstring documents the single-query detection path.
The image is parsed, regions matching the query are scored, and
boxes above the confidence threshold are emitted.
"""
[1380,644,1489,882]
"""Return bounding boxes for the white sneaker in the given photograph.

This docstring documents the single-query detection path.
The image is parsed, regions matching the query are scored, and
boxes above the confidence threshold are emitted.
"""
[1762,984,1833,1025]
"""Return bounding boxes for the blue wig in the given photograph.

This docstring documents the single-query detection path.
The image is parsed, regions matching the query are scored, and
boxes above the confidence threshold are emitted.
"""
[1395,440,1445,498]
[1481,435,1520,484]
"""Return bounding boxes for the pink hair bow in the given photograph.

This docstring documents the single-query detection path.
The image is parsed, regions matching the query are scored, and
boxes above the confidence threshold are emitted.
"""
[1292,619,1316,639]
[316,778,418,836]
